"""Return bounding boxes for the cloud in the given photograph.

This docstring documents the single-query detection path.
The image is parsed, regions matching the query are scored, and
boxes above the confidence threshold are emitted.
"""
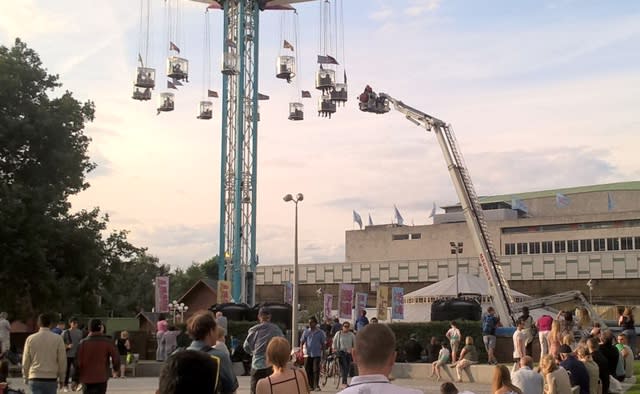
[369,8,393,21]
[405,0,441,17]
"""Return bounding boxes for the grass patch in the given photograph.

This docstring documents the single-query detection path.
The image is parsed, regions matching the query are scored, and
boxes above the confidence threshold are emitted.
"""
[626,361,640,394]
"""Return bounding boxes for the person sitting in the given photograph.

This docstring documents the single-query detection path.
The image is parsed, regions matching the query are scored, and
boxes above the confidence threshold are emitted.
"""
[576,346,600,394]
[158,350,220,394]
[616,333,634,380]
[404,334,423,363]
[511,356,543,394]
[492,364,523,394]
[455,336,479,383]
[256,337,309,394]
[430,342,450,381]
[426,337,440,363]
[540,354,572,394]
[559,345,589,394]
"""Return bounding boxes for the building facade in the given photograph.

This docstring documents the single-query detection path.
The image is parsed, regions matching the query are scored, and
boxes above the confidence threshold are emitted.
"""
[256,182,640,305]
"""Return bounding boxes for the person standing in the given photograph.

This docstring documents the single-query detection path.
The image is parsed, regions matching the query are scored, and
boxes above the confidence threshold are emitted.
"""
[300,317,326,391]
[618,308,636,357]
[186,311,238,394]
[157,350,221,394]
[512,319,526,373]
[511,356,543,394]
[536,314,554,360]
[337,323,422,394]
[162,325,180,359]
[355,310,369,332]
[330,318,342,337]
[73,319,120,394]
[62,317,83,391]
[481,307,500,365]
[156,314,168,361]
[519,307,535,357]
[244,307,284,394]
[0,313,10,359]
[22,313,67,394]
[616,333,634,379]
[256,337,310,394]
[115,331,131,378]
[332,321,356,388]
[215,311,228,337]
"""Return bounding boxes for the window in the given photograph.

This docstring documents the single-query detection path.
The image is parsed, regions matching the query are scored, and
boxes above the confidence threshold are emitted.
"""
[635,237,640,250]
[410,233,422,240]
[621,237,633,250]
[529,242,541,254]
[392,234,409,241]
[542,241,553,254]
[607,237,620,251]
[517,242,528,255]
[580,239,592,252]
[567,240,579,253]
[593,238,605,251]
[505,243,516,255]
[554,240,566,253]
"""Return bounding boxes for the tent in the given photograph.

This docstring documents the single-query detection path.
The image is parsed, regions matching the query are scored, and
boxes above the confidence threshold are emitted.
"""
[401,273,530,322]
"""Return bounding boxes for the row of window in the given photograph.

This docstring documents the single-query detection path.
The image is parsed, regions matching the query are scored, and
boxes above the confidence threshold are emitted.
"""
[504,236,640,255]
[392,233,422,241]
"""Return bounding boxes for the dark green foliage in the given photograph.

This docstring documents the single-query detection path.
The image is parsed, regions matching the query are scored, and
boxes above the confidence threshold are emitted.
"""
[0,38,167,320]
[170,256,219,300]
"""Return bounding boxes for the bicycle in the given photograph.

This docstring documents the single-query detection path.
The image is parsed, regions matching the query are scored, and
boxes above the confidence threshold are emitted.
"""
[320,352,341,389]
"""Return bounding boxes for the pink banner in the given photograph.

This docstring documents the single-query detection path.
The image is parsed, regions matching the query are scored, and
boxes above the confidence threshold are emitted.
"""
[323,294,333,321]
[217,281,232,304]
[391,287,404,320]
[339,284,355,319]
[155,276,170,313]
[356,293,368,318]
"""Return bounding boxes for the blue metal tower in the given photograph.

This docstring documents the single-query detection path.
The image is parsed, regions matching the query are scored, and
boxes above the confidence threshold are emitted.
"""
[193,0,312,304]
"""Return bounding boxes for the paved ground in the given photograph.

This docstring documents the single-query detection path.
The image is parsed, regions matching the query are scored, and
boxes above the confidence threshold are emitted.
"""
[6,375,492,394]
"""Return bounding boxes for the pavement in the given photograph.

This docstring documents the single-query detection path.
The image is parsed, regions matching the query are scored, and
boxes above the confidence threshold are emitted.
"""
[6,375,493,394]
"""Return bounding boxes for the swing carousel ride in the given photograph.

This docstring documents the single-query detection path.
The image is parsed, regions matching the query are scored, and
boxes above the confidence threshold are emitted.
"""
[130,0,349,304]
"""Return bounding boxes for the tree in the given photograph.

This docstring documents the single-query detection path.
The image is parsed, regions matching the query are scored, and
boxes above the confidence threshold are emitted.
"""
[170,256,219,301]
[0,39,166,319]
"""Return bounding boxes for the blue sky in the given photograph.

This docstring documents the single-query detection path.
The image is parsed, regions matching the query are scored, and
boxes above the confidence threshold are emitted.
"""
[1,0,639,269]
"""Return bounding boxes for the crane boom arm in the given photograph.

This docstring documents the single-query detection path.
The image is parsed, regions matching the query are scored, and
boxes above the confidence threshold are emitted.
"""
[360,87,516,326]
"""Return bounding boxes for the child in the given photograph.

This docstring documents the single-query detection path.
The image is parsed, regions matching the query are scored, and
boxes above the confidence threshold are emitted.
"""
[431,342,451,381]
[446,321,462,363]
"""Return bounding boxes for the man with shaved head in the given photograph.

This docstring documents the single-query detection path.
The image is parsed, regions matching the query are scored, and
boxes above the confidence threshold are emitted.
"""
[338,324,422,394]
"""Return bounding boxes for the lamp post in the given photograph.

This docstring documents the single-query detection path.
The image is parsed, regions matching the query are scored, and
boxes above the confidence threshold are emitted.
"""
[283,192,303,347]
[169,300,189,324]
[450,241,463,296]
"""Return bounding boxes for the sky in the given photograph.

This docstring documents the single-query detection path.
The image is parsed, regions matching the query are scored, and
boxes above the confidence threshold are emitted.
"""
[1,0,639,270]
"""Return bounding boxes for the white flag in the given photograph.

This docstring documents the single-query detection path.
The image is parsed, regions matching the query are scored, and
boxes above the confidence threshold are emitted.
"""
[353,210,363,229]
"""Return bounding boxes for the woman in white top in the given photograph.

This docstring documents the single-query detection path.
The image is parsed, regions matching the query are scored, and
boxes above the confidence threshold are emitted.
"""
[430,342,450,381]
[446,321,462,363]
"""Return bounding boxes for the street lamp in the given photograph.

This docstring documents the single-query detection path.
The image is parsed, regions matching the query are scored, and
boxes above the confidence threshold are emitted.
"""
[283,192,303,347]
[450,241,463,296]
[169,300,189,324]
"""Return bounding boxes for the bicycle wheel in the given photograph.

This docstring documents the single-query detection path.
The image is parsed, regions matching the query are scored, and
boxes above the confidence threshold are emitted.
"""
[332,357,341,389]
[320,358,329,387]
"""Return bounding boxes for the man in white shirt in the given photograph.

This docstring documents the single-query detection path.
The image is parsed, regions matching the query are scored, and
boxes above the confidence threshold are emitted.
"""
[337,324,423,394]
[512,319,526,373]
[512,356,543,394]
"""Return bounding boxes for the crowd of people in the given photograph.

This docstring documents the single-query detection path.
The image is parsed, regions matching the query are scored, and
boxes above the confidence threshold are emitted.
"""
[0,305,636,394]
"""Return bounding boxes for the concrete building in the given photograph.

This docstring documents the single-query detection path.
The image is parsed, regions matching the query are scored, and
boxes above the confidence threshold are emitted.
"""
[255,181,640,307]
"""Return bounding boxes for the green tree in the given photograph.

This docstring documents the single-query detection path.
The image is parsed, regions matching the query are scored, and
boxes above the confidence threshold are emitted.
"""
[0,39,167,319]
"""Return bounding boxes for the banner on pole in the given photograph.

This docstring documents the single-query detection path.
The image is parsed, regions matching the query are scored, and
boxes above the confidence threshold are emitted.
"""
[323,294,333,321]
[376,285,389,321]
[355,292,368,318]
[284,281,293,305]
[155,276,170,313]
[391,287,404,320]
[338,284,355,319]
[217,280,232,304]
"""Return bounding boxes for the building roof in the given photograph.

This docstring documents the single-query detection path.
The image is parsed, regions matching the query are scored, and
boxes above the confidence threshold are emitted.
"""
[443,181,640,208]
[177,278,217,303]
[404,273,529,299]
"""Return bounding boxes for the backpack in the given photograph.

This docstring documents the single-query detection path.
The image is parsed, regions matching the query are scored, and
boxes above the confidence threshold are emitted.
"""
[482,314,497,335]
[170,345,222,393]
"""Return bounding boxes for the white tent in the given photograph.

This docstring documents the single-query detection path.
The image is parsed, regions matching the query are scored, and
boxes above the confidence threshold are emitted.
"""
[401,273,530,322]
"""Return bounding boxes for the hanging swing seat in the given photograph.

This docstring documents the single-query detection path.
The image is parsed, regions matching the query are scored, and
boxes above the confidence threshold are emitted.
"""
[198,101,213,120]
[317,96,336,118]
[315,68,336,92]
[276,55,296,82]
[132,87,152,101]
[135,67,156,89]
[288,102,304,121]
[167,56,189,81]
[158,92,175,112]
[330,83,348,104]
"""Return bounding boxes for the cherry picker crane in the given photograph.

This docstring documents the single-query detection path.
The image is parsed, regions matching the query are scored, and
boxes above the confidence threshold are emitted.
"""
[358,86,605,328]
